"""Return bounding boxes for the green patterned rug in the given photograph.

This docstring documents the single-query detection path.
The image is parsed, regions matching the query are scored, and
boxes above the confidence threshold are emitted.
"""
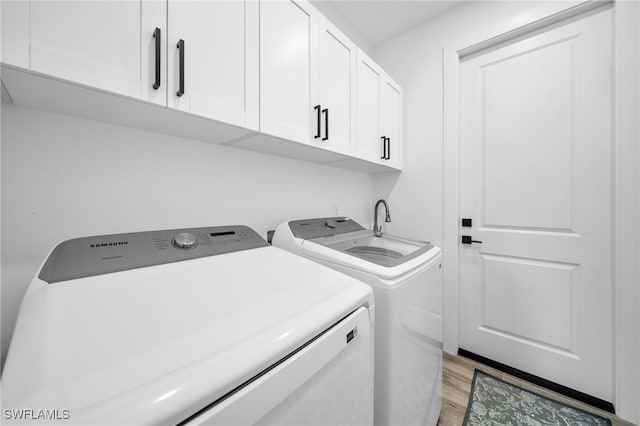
[462,370,612,426]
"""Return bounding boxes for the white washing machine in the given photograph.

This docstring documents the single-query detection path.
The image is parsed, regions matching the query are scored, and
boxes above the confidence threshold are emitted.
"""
[1,225,375,425]
[273,217,443,426]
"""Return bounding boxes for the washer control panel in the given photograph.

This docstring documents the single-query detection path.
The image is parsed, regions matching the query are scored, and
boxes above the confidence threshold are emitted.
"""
[289,217,365,240]
[39,226,268,284]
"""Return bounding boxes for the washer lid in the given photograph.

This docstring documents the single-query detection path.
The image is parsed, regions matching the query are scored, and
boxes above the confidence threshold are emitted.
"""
[2,246,373,425]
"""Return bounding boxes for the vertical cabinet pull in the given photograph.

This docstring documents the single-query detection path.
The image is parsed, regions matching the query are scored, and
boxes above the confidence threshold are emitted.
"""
[380,137,391,160]
[314,105,321,139]
[322,108,329,141]
[153,28,161,90]
[176,39,185,97]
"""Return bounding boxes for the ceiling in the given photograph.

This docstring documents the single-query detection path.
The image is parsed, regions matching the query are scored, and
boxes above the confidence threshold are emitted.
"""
[320,1,465,47]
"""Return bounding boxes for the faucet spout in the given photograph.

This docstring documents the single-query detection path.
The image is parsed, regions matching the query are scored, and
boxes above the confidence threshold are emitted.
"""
[373,199,391,237]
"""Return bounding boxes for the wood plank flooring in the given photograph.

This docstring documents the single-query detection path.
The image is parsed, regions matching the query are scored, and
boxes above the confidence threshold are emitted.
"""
[438,352,635,426]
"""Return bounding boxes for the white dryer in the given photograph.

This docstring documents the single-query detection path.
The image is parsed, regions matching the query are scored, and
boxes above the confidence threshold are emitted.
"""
[273,217,443,426]
[2,225,374,425]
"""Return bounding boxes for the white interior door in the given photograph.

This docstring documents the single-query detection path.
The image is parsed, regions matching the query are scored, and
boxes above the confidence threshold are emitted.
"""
[459,9,613,402]
[168,0,258,129]
[30,1,165,105]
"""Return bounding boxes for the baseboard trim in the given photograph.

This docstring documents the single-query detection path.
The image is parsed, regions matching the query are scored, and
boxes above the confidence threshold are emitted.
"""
[458,348,615,414]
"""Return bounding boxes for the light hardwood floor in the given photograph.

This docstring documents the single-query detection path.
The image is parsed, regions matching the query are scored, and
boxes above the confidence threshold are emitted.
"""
[438,352,635,426]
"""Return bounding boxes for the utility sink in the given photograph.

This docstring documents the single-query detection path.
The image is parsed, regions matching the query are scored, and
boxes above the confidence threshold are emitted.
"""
[316,231,434,267]
[346,246,404,261]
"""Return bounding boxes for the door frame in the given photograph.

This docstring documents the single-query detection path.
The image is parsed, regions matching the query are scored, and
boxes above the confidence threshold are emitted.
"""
[442,0,639,422]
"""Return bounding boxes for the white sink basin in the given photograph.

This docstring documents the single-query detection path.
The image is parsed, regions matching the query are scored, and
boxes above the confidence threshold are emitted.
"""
[318,232,433,267]
[346,246,404,260]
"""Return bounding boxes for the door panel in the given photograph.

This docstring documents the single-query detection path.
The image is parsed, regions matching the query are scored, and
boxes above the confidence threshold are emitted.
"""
[30,1,165,105]
[483,40,573,230]
[480,253,574,350]
[459,9,612,401]
[356,52,382,163]
[168,0,258,129]
[260,0,317,144]
[318,16,355,155]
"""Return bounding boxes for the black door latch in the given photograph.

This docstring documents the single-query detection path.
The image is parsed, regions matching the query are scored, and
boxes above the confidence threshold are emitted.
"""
[461,235,482,244]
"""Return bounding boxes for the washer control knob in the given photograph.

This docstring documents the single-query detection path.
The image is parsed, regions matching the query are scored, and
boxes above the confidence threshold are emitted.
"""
[172,232,198,249]
[324,220,337,229]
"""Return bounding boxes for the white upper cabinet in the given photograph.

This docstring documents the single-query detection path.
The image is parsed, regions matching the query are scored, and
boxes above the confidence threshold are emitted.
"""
[317,15,357,155]
[260,0,318,144]
[20,0,259,127]
[356,49,402,169]
[167,0,259,130]
[1,0,401,172]
[28,1,166,106]
[259,1,357,156]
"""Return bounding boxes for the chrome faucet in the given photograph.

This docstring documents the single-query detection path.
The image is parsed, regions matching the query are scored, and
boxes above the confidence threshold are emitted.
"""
[373,199,391,237]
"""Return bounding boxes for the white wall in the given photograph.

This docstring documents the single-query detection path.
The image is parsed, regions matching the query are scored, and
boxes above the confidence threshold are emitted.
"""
[0,103,375,367]
[613,0,640,421]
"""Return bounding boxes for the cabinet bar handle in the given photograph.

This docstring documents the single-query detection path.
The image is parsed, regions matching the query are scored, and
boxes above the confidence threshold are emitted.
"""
[322,108,329,141]
[381,136,386,159]
[176,39,185,97]
[385,137,391,160]
[314,105,321,139]
[153,28,161,90]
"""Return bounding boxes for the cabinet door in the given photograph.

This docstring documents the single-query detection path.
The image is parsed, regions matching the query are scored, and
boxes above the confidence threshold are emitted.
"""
[168,0,258,130]
[356,50,383,163]
[260,0,318,144]
[317,16,356,155]
[30,1,166,105]
[381,78,402,168]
